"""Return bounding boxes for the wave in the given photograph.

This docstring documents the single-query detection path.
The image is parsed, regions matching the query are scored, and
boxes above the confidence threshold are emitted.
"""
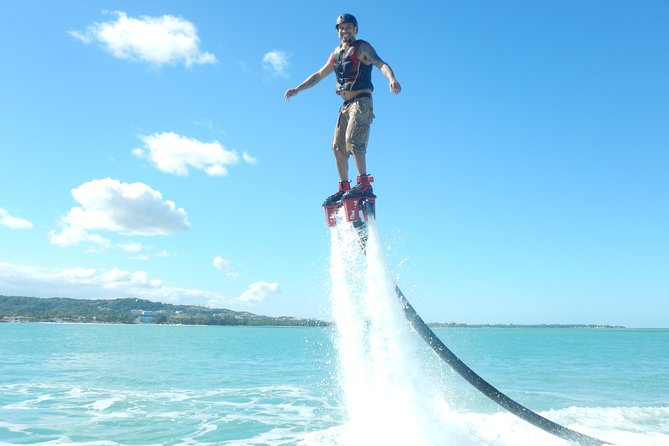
[1,382,667,445]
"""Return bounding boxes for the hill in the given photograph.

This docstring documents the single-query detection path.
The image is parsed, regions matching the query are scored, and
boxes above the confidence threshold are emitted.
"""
[0,295,328,326]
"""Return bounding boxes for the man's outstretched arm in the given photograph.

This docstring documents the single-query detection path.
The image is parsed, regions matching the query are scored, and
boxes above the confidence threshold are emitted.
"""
[285,59,334,101]
[359,42,401,94]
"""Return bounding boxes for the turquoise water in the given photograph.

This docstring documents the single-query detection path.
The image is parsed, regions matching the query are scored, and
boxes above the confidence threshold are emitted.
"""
[0,323,668,445]
[2,220,668,445]
[434,327,669,410]
[0,324,339,445]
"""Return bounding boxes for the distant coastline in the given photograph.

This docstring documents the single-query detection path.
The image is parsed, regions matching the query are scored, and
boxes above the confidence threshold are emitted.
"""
[428,322,626,329]
[0,295,327,327]
[0,295,626,328]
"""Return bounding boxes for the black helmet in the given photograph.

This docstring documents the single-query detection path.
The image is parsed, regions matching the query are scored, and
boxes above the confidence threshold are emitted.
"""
[335,13,358,30]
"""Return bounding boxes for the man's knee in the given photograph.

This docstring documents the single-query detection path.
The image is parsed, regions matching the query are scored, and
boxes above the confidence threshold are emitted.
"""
[345,123,371,155]
[346,142,366,155]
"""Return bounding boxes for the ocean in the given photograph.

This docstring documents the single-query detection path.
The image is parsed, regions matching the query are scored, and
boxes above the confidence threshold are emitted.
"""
[1,221,667,445]
[1,323,668,445]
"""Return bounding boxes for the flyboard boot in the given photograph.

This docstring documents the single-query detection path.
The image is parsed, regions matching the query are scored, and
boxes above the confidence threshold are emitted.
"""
[342,174,376,223]
[323,181,350,227]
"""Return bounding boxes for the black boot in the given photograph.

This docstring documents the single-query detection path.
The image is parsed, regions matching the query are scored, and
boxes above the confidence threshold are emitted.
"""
[323,181,351,206]
[342,175,375,199]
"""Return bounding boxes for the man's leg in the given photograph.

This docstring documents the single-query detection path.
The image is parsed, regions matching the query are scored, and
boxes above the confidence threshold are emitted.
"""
[346,151,374,199]
[345,97,373,177]
[334,147,349,182]
[323,108,352,206]
[343,98,374,198]
[352,151,367,176]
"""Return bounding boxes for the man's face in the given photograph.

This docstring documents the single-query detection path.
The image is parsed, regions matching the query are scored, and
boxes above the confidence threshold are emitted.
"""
[337,22,357,43]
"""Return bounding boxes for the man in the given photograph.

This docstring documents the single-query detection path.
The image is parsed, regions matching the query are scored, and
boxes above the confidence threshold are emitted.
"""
[284,13,401,206]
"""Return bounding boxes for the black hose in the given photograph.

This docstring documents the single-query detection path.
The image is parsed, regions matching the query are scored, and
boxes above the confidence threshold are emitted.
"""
[394,285,613,445]
[347,213,613,444]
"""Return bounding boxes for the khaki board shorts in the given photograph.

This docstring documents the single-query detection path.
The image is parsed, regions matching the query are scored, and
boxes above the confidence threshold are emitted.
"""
[332,96,374,155]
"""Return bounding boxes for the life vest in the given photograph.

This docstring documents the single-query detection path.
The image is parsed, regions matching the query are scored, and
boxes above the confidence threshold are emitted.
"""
[331,40,374,93]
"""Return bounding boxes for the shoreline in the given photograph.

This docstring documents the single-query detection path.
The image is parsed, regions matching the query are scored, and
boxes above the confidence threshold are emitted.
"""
[0,317,640,329]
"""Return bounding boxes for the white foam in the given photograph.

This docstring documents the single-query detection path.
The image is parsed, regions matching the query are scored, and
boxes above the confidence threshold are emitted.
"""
[327,220,669,446]
[329,220,469,445]
[87,398,119,411]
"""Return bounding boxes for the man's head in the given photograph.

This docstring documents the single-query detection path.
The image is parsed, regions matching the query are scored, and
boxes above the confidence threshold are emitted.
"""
[336,13,358,43]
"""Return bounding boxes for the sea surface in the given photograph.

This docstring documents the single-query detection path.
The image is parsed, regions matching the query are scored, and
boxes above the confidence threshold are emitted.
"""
[0,323,668,445]
[2,220,668,445]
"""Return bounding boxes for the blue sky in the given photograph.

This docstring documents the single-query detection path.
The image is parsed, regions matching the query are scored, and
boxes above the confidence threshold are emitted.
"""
[1,1,667,327]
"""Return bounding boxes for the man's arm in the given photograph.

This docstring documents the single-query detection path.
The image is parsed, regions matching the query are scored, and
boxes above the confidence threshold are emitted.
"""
[284,58,334,101]
[358,42,402,94]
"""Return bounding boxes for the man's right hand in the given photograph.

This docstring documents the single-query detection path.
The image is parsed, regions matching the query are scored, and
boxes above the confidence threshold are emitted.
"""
[284,88,299,101]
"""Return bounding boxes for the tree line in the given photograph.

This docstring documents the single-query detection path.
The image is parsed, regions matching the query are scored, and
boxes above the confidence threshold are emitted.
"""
[0,295,328,327]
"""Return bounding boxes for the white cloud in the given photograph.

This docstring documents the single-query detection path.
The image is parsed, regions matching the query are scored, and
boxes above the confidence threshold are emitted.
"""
[119,241,144,253]
[49,178,190,248]
[118,241,167,260]
[242,152,258,164]
[213,256,240,279]
[69,11,216,67]
[236,281,280,304]
[0,208,34,229]
[133,132,255,176]
[100,268,162,289]
[262,50,289,78]
[213,256,230,271]
[0,262,277,310]
[61,267,97,282]
[49,226,112,251]
[0,261,210,304]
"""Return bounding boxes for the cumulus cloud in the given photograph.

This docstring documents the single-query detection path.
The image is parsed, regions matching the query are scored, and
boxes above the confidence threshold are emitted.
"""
[100,268,162,290]
[262,50,289,78]
[119,241,144,253]
[242,152,258,164]
[117,242,169,260]
[0,262,177,302]
[236,281,280,304]
[213,255,240,280]
[69,11,216,67]
[49,178,190,248]
[61,267,97,281]
[49,227,113,252]
[133,132,256,176]
[0,261,278,310]
[0,262,179,303]
[212,256,230,271]
[0,208,34,229]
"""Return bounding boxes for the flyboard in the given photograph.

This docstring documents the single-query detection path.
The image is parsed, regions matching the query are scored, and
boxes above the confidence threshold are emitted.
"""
[324,191,612,446]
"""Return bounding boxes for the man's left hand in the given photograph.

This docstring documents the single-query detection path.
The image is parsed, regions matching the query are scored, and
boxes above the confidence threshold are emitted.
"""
[390,80,402,94]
